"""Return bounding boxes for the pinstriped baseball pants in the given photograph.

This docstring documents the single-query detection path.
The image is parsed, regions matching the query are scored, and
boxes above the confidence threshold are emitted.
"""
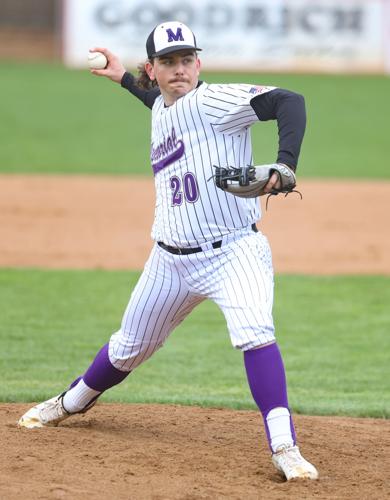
[108,229,275,372]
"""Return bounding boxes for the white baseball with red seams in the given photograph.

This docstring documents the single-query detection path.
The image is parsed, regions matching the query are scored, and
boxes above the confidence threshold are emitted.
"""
[88,51,107,69]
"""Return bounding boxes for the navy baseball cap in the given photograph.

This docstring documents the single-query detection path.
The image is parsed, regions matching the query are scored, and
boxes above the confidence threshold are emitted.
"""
[146,21,202,59]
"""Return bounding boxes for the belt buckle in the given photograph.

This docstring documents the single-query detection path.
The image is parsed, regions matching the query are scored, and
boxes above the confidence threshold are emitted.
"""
[201,241,214,252]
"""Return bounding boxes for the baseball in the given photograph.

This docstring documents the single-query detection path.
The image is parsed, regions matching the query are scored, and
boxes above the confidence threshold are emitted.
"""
[88,51,108,70]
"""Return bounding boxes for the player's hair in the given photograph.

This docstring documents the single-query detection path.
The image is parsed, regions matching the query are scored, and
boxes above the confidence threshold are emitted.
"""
[135,51,198,89]
[135,60,158,90]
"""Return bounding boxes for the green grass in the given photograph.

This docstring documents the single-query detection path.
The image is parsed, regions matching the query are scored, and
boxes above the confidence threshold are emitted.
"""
[1,269,389,417]
[0,62,389,177]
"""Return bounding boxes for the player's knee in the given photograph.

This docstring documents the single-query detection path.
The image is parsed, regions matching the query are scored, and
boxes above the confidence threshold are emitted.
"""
[108,330,163,370]
[231,326,275,351]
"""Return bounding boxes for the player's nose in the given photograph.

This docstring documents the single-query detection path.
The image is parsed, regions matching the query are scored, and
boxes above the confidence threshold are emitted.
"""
[174,63,185,74]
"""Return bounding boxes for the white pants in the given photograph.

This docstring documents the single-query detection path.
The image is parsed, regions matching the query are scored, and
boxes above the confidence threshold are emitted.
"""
[108,229,275,372]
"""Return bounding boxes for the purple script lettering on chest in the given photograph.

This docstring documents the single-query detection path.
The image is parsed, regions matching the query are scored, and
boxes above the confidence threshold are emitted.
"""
[151,127,185,175]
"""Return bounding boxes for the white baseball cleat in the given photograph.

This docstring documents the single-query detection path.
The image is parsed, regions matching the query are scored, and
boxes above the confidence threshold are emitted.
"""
[18,393,71,428]
[272,444,319,481]
[18,393,97,429]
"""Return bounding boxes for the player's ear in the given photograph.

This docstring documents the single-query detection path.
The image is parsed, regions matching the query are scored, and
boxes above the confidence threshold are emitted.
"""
[196,56,201,77]
[145,60,156,81]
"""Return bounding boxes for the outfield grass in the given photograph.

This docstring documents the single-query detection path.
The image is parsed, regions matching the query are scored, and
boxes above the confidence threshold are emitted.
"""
[1,269,388,418]
[1,62,388,178]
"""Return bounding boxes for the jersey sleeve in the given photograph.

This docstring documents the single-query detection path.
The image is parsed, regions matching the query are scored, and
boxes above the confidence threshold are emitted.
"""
[250,88,306,169]
[201,83,276,135]
[121,72,161,110]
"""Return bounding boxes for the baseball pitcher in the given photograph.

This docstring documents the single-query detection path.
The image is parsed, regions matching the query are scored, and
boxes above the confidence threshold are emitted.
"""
[19,21,318,482]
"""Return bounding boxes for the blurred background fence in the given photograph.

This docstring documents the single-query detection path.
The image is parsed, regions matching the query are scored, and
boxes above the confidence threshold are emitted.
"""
[1,0,389,73]
[1,0,388,177]
[0,0,59,60]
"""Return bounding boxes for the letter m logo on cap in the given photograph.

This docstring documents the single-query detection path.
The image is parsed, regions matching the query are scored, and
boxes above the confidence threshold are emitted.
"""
[166,28,184,43]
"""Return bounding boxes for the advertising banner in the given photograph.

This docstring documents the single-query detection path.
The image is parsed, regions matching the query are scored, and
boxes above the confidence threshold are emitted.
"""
[63,0,390,73]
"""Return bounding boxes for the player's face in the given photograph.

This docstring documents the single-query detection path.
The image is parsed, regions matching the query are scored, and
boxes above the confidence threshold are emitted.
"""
[146,50,200,106]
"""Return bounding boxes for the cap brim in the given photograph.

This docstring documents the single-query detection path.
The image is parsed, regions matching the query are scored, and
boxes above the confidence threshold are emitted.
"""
[151,46,202,58]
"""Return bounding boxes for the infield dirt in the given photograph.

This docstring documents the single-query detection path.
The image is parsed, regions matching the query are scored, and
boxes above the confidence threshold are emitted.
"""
[0,175,389,274]
[1,175,390,499]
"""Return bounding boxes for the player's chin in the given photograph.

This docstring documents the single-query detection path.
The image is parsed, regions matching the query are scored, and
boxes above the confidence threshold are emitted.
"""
[170,83,191,96]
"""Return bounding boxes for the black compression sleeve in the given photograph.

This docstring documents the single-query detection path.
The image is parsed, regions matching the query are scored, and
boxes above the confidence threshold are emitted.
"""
[250,88,306,170]
[120,72,161,110]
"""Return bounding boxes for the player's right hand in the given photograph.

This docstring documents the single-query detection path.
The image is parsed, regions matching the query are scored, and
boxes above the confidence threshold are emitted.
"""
[89,47,126,84]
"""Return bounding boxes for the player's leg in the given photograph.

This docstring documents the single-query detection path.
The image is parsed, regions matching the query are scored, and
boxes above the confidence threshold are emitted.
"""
[243,343,317,480]
[244,343,296,450]
[209,231,318,480]
[18,245,203,428]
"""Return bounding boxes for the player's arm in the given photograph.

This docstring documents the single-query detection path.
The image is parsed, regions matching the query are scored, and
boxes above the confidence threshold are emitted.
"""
[250,89,306,171]
[89,47,160,109]
[120,72,161,110]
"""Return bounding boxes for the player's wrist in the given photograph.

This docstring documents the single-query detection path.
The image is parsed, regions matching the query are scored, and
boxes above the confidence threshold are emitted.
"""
[277,162,296,172]
[112,69,126,84]
[120,71,133,88]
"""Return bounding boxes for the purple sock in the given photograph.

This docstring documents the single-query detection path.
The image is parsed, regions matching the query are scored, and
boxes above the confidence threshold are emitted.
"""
[244,342,296,449]
[82,343,130,392]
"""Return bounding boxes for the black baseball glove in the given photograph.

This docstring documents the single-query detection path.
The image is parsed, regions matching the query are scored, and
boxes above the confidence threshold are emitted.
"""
[212,163,297,199]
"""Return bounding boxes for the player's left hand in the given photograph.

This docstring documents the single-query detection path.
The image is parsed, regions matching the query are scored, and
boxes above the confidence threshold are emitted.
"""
[262,171,282,194]
[212,163,297,199]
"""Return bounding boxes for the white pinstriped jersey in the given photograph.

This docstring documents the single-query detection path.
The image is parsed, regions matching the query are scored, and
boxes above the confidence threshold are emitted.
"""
[150,82,276,247]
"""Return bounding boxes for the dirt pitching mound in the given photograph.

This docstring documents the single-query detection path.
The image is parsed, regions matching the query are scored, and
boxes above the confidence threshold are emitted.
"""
[2,403,389,499]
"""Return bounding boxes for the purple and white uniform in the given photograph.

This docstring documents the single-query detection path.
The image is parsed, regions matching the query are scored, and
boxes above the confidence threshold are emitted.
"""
[106,80,300,370]
[151,83,275,247]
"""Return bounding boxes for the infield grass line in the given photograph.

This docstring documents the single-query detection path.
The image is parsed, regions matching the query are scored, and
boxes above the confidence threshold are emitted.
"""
[1,269,389,418]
